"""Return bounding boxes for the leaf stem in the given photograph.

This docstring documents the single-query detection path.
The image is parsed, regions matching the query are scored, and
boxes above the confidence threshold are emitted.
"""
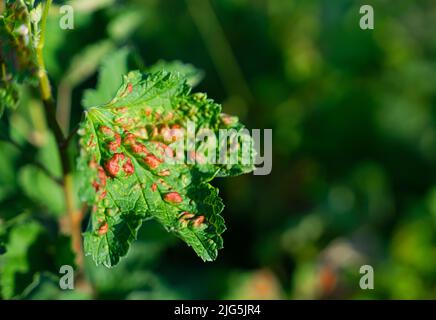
[36,0,84,272]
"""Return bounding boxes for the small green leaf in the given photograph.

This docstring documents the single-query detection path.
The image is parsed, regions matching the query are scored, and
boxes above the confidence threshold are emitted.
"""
[148,60,204,87]
[107,10,142,42]
[0,141,19,202]
[0,82,19,117]
[18,165,65,216]
[78,70,254,267]
[82,47,130,109]
[0,220,46,299]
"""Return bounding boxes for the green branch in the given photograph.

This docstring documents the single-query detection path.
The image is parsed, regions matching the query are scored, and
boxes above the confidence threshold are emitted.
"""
[35,0,84,272]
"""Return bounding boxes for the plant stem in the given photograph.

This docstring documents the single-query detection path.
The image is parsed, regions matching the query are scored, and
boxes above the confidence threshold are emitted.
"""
[36,0,84,272]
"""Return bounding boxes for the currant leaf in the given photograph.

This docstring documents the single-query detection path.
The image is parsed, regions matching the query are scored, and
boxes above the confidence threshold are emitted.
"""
[78,70,255,267]
[147,60,204,87]
[82,47,130,109]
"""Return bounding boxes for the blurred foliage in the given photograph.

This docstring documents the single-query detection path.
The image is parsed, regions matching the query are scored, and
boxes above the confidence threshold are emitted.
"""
[0,0,436,299]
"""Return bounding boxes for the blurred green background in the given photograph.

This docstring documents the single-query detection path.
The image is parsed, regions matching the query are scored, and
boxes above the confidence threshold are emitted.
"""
[1,0,436,299]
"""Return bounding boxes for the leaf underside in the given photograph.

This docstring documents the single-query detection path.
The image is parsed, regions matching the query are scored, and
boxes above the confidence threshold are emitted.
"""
[78,70,254,267]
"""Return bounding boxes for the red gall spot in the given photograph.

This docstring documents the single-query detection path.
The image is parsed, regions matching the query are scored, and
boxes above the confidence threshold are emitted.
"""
[151,183,157,192]
[105,153,125,177]
[92,205,97,213]
[164,192,183,204]
[132,143,149,155]
[170,127,184,141]
[89,158,98,169]
[115,118,136,131]
[150,126,159,138]
[145,108,152,117]
[134,127,148,140]
[179,212,195,227]
[127,83,133,93]
[92,181,100,192]
[108,133,121,152]
[114,118,127,125]
[193,215,205,227]
[157,178,172,189]
[87,134,96,148]
[98,222,109,235]
[100,126,114,137]
[115,132,121,143]
[180,212,195,219]
[163,145,174,158]
[108,142,119,152]
[115,107,128,113]
[164,112,174,121]
[122,158,135,176]
[161,125,171,142]
[158,169,170,176]
[189,151,206,164]
[99,190,107,200]
[161,125,182,143]
[144,154,162,169]
[221,114,236,126]
[98,167,107,187]
[151,141,173,158]
[124,133,137,145]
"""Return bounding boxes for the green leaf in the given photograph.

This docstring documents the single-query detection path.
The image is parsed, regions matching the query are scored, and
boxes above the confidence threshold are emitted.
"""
[0,141,19,202]
[18,165,65,216]
[64,40,115,88]
[107,10,142,42]
[147,60,204,87]
[82,47,130,109]
[0,220,46,299]
[78,70,254,267]
[0,82,19,117]
[19,272,91,300]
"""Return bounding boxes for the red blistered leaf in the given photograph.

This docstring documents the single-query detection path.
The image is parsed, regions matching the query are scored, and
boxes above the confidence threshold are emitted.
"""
[123,157,135,176]
[98,222,109,235]
[164,192,183,204]
[115,107,128,113]
[132,143,149,155]
[144,154,162,169]
[100,126,114,137]
[180,211,195,219]
[98,167,107,187]
[193,215,205,227]
[158,169,170,176]
[151,183,157,192]
[99,190,107,200]
[105,153,125,177]
[108,133,121,152]
[151,141,174,158]
[92,181,100,192]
